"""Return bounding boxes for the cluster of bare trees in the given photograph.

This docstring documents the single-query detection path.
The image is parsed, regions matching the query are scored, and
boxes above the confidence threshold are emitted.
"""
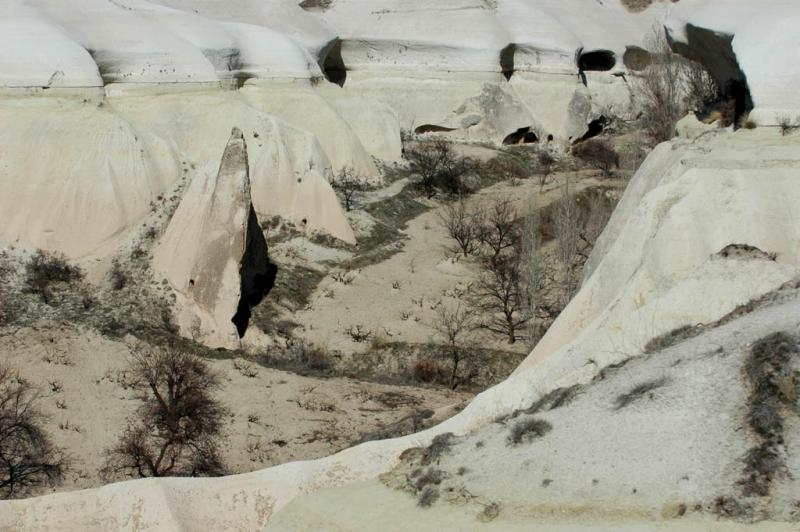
[0,344,231,499]
[436,180,614,369]
[405,140,476,198]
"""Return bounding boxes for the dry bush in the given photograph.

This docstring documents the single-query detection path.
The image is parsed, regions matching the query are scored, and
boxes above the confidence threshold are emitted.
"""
[413,359,445,383]
[330,166,368,211]
[346,324,372,343]
[614,377,669,410]
[439,199,482,257]
[0,366,65,498]
[778,115,800,136]
[637,28,719,142]
[572,139,619,177]
[24,250,83,304]
[102,345,228,479]
[405,140,475,198]
[507,418,552,445]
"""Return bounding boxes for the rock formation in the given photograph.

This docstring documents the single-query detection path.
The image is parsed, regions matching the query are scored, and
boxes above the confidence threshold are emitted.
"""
[153,127,275,349]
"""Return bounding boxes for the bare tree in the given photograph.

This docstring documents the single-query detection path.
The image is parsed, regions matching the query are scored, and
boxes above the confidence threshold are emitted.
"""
[439,199,483,257]
[554,176,580,307]
[0,366,65,498]
[405,140,474,198]
[477,199,518,260]
[474,250,528,344]
[431,303,476,389]
[102,345,228,479]
[520,197,542,347]
[330,166,367,212]
[572,139,619,177]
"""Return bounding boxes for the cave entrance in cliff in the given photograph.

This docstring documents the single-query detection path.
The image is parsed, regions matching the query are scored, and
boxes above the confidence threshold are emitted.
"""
[502,127,538,145]
[577,116,607,142]
[578,50,616,72]
[500,43,516,81]
[320,39,347,87]
[231,207,278,338]
[414,124,456,134]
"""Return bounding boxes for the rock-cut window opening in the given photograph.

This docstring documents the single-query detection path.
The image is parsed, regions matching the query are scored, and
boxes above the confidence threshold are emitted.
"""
[414,125,456,134]
[502,127,539,145]
[320,39,347,87]
[578,50,616,72]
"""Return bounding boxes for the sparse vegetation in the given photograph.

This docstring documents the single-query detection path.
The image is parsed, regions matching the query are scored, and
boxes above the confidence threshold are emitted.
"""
[572,139,619,177]
[405,140,475,198]
[738,332,798,497]
[614,377,669,410]
[330,166,368,212]
[102,344,228,479]
[777,115,800,136]
[507,418,552,445]
[0,366,65,498]
[422,432,455,465]
[24,250,83,305]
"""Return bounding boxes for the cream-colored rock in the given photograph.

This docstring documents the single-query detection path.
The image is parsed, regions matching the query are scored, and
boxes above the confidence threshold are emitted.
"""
[153,127,274,349]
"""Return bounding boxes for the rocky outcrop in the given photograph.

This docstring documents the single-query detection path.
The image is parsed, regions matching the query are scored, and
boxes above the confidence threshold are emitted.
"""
[153,127,275,349]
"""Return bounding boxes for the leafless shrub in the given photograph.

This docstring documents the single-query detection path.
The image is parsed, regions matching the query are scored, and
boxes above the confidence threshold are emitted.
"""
[439,199,483,257]
[102,344,228,479]
[330,166,368,212]
[48,380,63,393]
[0,366,65,498]
[422,432,455,465]
[288,341,330,371]
[413,359,445,383]
[572,139,619,177]
[418,486,439,508]
[614,377,669,410]
[331,270,358,285]
[405,140,475,198]
[346,324,372,343]
[109,259,127,291]
[233,359,259,378]
[431,303,476,389]
[778,115,800,136]
[507,418,552,445]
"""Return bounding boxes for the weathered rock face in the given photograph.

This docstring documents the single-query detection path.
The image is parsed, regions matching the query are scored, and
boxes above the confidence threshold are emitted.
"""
[153,127,275,349]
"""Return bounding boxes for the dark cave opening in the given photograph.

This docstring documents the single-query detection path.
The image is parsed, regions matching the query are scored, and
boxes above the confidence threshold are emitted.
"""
[500,43,516,81]
[578,50,616,72]
[502,127,539,145]
[319,38,347,87]
[231,206,278,338]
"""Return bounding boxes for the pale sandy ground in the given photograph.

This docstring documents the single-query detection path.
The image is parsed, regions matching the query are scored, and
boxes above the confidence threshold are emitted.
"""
[0,324,468,496]
[286,166,620,358]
